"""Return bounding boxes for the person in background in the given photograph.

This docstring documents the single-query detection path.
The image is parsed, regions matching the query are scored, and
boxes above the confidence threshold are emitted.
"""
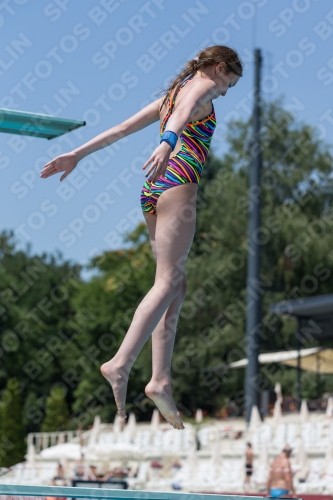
[267,445,296,498]
[102,468,115,482]
[55,463,64,480]
[73,456,86,480]
[87,464,99,480]
[244,442,253,489]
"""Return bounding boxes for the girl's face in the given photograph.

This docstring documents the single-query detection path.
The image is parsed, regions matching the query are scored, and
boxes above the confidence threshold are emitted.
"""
[213,62,240,97]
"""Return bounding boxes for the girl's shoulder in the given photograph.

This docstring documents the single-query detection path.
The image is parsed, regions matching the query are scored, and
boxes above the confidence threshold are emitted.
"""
[177,78,217,104]
[184,77,217,93]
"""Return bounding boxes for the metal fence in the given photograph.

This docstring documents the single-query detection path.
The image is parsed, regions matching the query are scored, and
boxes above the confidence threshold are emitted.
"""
[0,484,267,500]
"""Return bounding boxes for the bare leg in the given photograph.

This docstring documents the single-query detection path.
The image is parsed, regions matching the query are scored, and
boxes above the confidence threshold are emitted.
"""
[101,183,197,426]
[142,208,188,428]
[145,276,187,429]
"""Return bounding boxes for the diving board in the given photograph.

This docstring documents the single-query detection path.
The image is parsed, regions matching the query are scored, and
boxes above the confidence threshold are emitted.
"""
[0,108,85,139]
[0,484,270,500]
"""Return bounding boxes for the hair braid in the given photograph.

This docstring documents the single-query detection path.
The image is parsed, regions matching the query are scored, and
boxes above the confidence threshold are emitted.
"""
[160,45,243,110]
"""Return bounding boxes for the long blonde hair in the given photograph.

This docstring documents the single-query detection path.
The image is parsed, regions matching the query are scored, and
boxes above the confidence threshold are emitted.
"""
[160,45,243,109]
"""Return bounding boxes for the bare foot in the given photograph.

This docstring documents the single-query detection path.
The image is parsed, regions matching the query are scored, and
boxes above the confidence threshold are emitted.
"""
[145,380,184,430]
[100,360,129,418]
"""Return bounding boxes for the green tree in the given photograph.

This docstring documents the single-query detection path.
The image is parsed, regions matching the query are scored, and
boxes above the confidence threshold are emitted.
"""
[0,230,82,431]
[0,378,26,467]
[41,385,70,432]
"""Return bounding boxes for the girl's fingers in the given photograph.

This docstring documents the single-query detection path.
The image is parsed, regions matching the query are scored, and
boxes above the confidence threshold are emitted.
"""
[142,157,154,170]
[144,159,168,182]
[145,163,158,178]
[46,163,56,174]
[151,168,163,183]
[41,165,55,175]
[41,169,53,177]
[148,163,168,182]
[42,160,53,170]
[41,164,63,178]
[43,167,54,175]
[146,163,156,175]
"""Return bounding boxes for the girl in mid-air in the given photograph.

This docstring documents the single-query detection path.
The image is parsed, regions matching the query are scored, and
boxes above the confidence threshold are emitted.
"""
[41,45,242,430]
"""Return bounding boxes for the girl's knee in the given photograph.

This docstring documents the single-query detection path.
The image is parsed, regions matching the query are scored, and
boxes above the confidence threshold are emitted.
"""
[172,274,187,302]
[156,277,183,301]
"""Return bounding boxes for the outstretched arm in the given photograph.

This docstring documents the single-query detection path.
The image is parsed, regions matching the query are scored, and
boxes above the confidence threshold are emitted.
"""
[40,98,161,181]
[73,98,162,161]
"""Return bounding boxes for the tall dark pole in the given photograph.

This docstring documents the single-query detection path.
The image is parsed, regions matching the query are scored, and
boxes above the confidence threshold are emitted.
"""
[245,48,263,424]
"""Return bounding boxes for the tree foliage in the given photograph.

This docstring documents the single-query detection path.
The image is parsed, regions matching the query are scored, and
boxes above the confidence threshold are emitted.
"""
[0,378,25,467]
[41,385,70,432]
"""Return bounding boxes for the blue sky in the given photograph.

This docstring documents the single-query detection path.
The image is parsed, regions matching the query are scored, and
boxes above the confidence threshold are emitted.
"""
[1,0,332,274]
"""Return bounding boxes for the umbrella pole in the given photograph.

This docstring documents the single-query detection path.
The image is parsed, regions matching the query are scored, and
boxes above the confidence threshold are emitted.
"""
[296,318,302,411]
[316,353,320,396]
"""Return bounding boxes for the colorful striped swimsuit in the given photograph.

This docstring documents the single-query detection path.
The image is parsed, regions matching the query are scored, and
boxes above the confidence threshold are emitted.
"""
[140,78,216,214]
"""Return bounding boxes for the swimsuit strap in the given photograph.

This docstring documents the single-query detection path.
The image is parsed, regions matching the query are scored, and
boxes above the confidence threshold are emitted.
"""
[161,79,192,133]
[168,79,192,114]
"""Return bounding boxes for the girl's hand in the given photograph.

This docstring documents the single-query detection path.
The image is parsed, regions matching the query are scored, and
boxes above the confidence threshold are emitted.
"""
[40,152,79,181]
[142,141,172,183]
